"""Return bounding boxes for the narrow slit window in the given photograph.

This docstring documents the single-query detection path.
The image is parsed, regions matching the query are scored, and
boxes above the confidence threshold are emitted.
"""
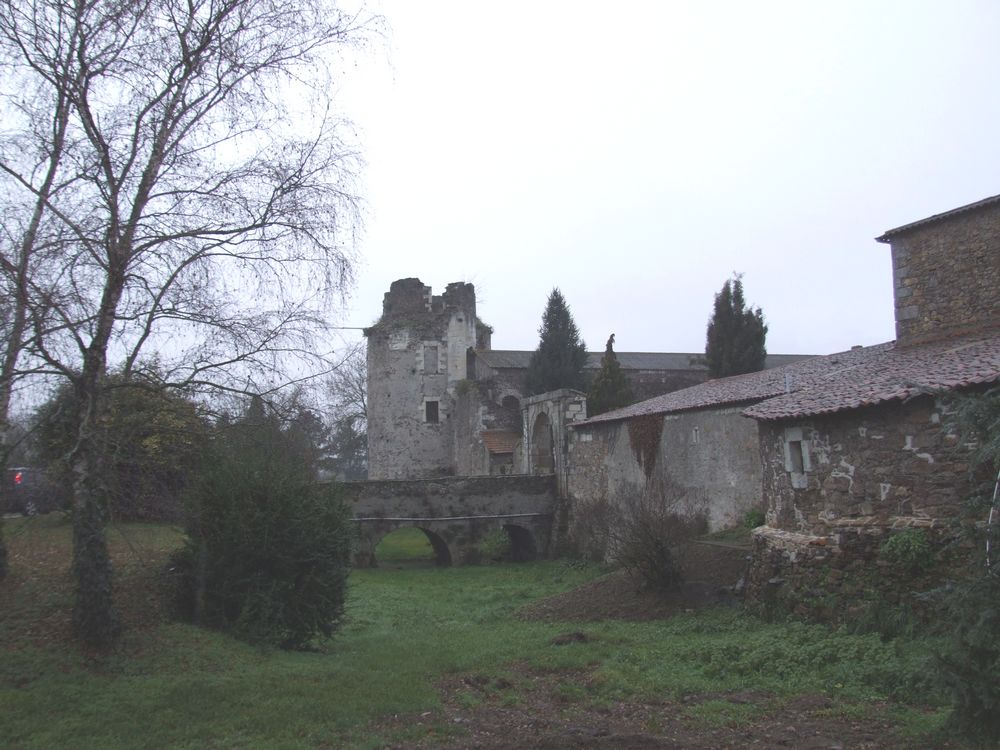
[788,440,805,473]
[425,400,439,423]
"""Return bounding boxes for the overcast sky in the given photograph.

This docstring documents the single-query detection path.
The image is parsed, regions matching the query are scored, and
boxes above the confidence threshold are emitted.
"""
[332,1,1000,357]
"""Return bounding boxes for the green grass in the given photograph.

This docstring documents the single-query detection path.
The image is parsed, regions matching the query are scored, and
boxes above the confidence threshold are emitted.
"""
[0,517,953,748]
[374,526,436,564]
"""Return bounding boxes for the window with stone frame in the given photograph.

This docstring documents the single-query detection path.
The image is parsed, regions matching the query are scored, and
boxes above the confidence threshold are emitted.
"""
[424,400,439,424]
[783,426,811,489]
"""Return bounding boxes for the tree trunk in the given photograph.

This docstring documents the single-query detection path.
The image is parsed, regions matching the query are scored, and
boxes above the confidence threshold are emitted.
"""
[0,518,7,582]
[70,436,120,648]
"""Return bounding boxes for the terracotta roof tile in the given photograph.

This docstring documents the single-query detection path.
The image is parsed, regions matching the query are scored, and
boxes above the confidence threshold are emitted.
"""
[578,343,889,425]
[578,332,1000,426]
[744,333,1000,420]
[481,430,521,454]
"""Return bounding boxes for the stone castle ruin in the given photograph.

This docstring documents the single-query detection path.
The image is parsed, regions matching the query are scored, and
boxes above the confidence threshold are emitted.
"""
[365,277,805,483]
[360,193,1000,616]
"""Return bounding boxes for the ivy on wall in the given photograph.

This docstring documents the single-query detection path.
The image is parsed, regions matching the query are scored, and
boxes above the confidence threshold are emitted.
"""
[627,414,664,479]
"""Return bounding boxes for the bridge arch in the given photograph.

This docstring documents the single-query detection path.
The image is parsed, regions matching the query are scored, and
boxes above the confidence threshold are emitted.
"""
[370,525,453,567]
[502,523,537,561]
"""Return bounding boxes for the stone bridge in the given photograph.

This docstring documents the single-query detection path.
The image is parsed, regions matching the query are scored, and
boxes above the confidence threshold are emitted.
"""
[338,475,557,567]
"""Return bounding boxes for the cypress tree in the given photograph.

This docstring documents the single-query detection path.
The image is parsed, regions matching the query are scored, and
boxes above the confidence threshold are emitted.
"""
[526,288,588,395]
[587,334,633,416]
[705,274,768,378]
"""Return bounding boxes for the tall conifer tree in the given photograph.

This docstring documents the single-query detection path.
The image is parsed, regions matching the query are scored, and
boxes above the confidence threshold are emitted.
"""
[526,288,588,395]
[587,334,633,416]
[705,274,768,378]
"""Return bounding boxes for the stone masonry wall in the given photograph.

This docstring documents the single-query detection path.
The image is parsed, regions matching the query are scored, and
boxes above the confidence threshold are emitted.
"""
[566,407,763,557]
[746,396,985,621]
[758,397,973,536]
[365,279,480,479]
[340,474,556,565]
[889,201,1000,345]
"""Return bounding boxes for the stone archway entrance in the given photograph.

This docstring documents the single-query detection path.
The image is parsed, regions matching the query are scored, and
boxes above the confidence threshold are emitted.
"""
[530,412,554,474]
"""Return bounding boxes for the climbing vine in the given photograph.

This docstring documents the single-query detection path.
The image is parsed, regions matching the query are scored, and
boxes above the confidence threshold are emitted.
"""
[626,414,664,479]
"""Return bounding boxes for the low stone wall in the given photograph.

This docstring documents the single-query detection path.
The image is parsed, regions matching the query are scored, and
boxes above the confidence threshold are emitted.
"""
[746,523,976,624]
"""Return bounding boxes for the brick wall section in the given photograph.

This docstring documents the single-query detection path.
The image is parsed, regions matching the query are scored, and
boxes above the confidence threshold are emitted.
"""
[888,202,1000,345]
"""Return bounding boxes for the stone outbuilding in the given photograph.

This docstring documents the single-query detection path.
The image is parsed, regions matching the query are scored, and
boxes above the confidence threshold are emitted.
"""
[564,192,1000,619]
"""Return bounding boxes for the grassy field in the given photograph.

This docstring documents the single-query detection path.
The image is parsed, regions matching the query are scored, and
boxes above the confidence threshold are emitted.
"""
[0,515,954,748]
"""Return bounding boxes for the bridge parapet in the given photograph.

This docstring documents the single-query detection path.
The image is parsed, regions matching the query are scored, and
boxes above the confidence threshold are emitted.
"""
[332,475,557,566]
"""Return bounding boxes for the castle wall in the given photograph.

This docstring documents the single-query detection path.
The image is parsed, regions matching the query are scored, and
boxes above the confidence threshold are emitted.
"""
[887,201,1000,345]
[366,279,480,479]
[626,369,709,402]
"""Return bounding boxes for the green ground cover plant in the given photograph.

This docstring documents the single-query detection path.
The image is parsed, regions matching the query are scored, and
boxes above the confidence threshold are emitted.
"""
[0,515,955,748]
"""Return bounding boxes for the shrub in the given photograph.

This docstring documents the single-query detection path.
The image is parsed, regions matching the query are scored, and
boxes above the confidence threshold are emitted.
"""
[607,487,702,591]
[171,407,352,649]
[938,572,1000,746]
[568,495,614,562]
[744,508,766,529]
[879,528,933,574]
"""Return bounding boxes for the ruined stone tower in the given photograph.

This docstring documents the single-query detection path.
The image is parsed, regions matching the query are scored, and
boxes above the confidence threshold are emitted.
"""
[364,278,491,479]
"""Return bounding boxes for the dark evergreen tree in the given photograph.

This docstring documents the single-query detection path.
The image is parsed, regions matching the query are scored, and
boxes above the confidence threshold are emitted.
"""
[705,274,768,378]
[526,288,588,395]
[172,400,353,649]
[587,334,633,416]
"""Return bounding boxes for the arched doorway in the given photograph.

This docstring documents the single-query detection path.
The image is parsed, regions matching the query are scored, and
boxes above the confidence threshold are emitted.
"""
[374,526,452,567]
[530,412,554,474]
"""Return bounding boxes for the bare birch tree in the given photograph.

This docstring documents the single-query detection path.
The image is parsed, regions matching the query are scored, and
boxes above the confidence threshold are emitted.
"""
[0,0,374,646]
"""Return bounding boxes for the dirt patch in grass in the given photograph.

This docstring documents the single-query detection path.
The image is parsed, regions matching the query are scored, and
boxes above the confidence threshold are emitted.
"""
[374,542,951,749]
[518,541,751,623]
[375,663,942,749]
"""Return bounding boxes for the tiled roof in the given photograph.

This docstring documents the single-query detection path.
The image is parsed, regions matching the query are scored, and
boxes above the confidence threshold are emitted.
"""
[578,343,890,425]
[745,333,1000,420]
[481,430,521,454]
[474,350,811,372]
[876,193,1000,242]
[577,333,1000,426]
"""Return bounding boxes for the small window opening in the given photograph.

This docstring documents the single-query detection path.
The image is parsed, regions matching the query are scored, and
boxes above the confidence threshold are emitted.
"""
[788,440,805,473]
[691,427,700,445]
[423,344,439,374]
[425,400,439,423]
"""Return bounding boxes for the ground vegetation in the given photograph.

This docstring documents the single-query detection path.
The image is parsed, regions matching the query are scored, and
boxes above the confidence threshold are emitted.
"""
[0,516,955,748]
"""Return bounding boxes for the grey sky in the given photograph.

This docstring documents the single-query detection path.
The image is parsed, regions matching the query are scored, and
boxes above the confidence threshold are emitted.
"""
[334,1,1000,357]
